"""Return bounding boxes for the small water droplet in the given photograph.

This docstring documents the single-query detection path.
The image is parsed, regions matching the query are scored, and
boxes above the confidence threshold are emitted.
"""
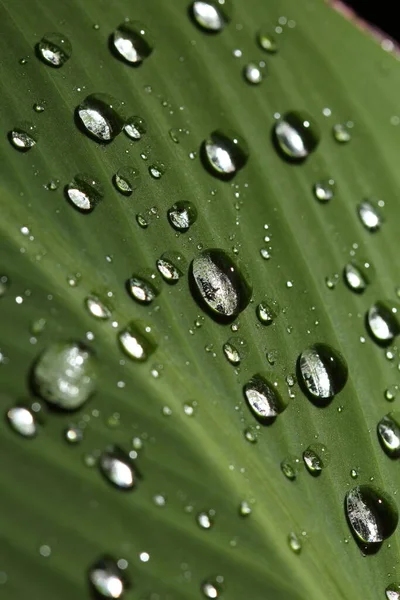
[65,173,103,213]
[111,21,153,65]
[33,101,46,113]
[239,500,252,517]
[197,511,214,529]
[288,532,302,554]
[7,405,37,438]
[201,578,223,598]
[76,94,125,142]
[167,201,197,232]
[36,32,72,67]
[303,443,329,475]
[113,167,139,196]
[257,30,277,53]
[343,260,373,293]
[222,336,246,366]
[126,274,158,305]
[385,385,399,402]
[156,253,182,284]
[273,111,320,161]
[64,424,83,444]
[313,178,335,202]
[350,468,358,479]
[298,343,348,403]
[244,374,286,422]
[118,322,156,361]
[243,61,265,84]
[149,163,165,179]
[386,583,400,600]
[85,295,111,320]
[281,455,300,481]
[191,1,232,32]
[88,556,129,598]
[366,301,400,346]
[99,445,136,490]
[256,299,279,325]
[346,485,398,546]
[244,426,258,443]
[377,412,400,458]
[123,116,146,140]
[9,122,37,151]
[202,130,249,179]
[357,199,383,232]
[332,122,351,143]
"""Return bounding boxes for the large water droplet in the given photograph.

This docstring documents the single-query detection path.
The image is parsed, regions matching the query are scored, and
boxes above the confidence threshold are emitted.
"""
[99,446,136,490]
[88,556,129,598]
[33,342,97,410]
[303,443,329,476]
[123,116,146,140]
[273,111,320,161]
[313,178,335,202]
[343,260,373,293]
[126,274,159,304]
[9,122,37,151]
[202,130,249,179]
[243,374,286,423]
[298,343,348,403]
[346,485,398,546]
[167,201,197,232]
[366,301,400,346]
[36,32,72,67]
[377,412,400,458]
[118,322,156,361]
[113,167,139,196]
[386,584,400,600]
[357,199,383,232]
[111,21,153,65]
[190,1,232,32]
[7,405,37,438]
[65,173,103,212]
[190,249,252,320]
[76,94,125,142]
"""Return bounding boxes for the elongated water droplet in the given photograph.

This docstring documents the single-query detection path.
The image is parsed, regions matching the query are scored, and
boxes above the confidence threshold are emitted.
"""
[99,446,136,490]
[333,122,351,143]
[89,556,129,598]
[256,299,279,325]
[201,579,223,598]
[123,116,146,140]
[281,456,300,481]
[7,405,37,438]
[191,1,232,32]
[386,584,400,600]
[118,322,156,361]
[303,443,329,475]
[9,122,37,151]
[313,178,335,202]
[357,199,383,232]
[190,249,252,319]
[223,336,246,366]
[274,111,320,161]
[113,167,139,196]
[377,412,400,458]
[346,485,398,545]
[243,61,265,84]
[202,130,249,179]
[366,301,400,346]
[244,374,286,422]
[343,260,373,293]
[126,274,158,304]
[65,173,103,212]
[77,94,125,142]
[197,511,214,529]
[156,253,182,284]
[257,30,277,53]
[298,343,348,403]
[36,32,72,67]
[167,201,197,232]
[239,500,252,517]
[288,532,302,554]
[112,21,153,65]
[33,342,97,410]
[85,295,111,320]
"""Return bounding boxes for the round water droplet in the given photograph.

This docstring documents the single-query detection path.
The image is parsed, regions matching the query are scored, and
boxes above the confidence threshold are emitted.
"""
[345,485,398,545]
[148,163,165,179]
[288,532,302,554]
[313,178,335,202]
[343,260,373,293]
[64,424,83,444]
[366,301,400,346]
[167,201,197,232]
[190,248,252,320]
[281,455,300,481]
[386,584,400,600]
[65,173,103,212]
[239,500,252,517]
[123,116,146,140]
[9,122,37,151]
[76,94,125,142]
[202,130,249,179]
[257,30,277,53]
[201,579,222,598]
[357,199,383,232]
[111,21,153,65]
[244,426,258,443]
[273,111,320,161]
[33,342,97,410]
[36,32,72,67]
[85,295,111,320]
[303,443,329,475]
[118,322,156,361]
[256,299,279,325]
[126,274,158,304]
[197,511,214,529]
[298,343,348,403]
[222,336,246,366]
[333,123,351,143]
[243,61,265,85]
[243,374,286,422]
[156,253,182,284]
[113,167,139,196]
[191,1,232,32]
[99,446,136,490]
[7,405,37,438]
[377,412,400,458]
[89,556,129,598]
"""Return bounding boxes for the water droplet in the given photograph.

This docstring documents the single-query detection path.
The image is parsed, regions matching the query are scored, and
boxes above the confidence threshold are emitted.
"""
[201,579,223,598]
[256,299,279,325]
[243,61,265,85]
[197,511,214,529]
[385,385,399,402]
[88,556,129,598]
[9,122,37,151]
[281,456,300,481]
[313,178,335,202]
[357,199,383,232]
[343,260,373,293]
[76,94,125,142]
[202,130,249,179]
[33,101,45,113]
[65,173,103,213]
[111,21,153,65]
[113,167,139,196]
[386,583,400,600]
[222,336,246,365]
[298,343,348,403]
[239,500,252,517]
[288,532,302,554]
[303,443,329,475]
[350,468,358,479]
[243,374,286,422]
[190,249,252,319]
[332,123,351,143]
[64,424,83,444]
[156,253,182,284]
[273,111,320,161]
[99,446,136,490]
[257,30,277,53]
[33,342,97,410]
[85,295,111,320]
[366,301,400,346]
[345,485,398,545]
[377,413,400,458]
[36,32,71,67]
[123,116,146,140]
[167,201,197,232]
[118,322,156,361]
[7,405,37,438]
[126,274,158,304]
[244,426,258,443]
[191,1,232,32]
[149,163,165,179]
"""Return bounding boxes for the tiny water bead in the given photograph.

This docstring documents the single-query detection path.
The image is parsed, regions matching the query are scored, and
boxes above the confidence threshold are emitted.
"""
[123,116,146,140]
[190,249,252,319]
[303,443,329,476]
[313,178,335,203]
[36,32,72,67]
[111,21,153,65]
[243,374,286,422]
[118,322,156,361]
[366,301,400,346]
[332,122,352,143]
[126,274,159,304]
[9,122,37,151]
[243,61,265,85]
[256,299,279,325]
[190,1,232,32]
[222,336,247,366]
[239,500,252,517]
[288,532,302,554]
[113,167,139,196]
[64,425,83,444]
[377,412,400,458]
[281,456,300,481]
[33,342,97,410]
[386,584,400,600]
[257,30,278,53]
[357,199,383,232]
[273,111,320,161]
[345,485,398,545]
[156,253,182,284]
[99,446,136,490]
[85,295,111,320]
[148,163,165,179]
[197,511,214,529]
[343,260,373,293]
[298,343,348,402]
[88,556,129,598]
[167,201,197,232]
[65,173,103,212]
[7,405,37,438]
[201,578,223,598]
[202,130,249,179]
[76,94,125,142]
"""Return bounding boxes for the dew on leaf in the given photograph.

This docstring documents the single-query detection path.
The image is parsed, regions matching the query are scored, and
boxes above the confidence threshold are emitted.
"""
[113,167,139,196]
[64,424,83,444]
[197,511,214,529]
[201,578,223,598]
[244,374,286,423]
[111,21,153,65]
[257,30,278,53]
[65,173,104,212]
[76,93,125,142]
[118,322,156,361]
[244,426,258,443]
[99,446,136,490]
[288,532,302,554]
[239,500,252,517]
[343,260,373,293]
[273,111,320,161]
[298,343,348,403]
[88,556,129,598]
[281,455,300,481]
[156,253,183,283]
[332,122,352,143]
[345,485,398,546]
[303,443,329,476]
[7,405,37,438]
[377,412,400,458]
[33,102,45,113]
[167,201,197,232]
[126,274,159,305]
[223,336,247,366]
[243,61,265,84]
[313,178,335,202]
[256,299,279,325]
[366,301,400,346]
[386,584,400,600]
[36,32,72,67]
[190,1,232,32]
[85,295,111,320]
[202,130,249,179]
[385,385,399,402]
[357,199,383,232]
[123,116,146,140]
[9,122,37,151]
[149,163,165,179]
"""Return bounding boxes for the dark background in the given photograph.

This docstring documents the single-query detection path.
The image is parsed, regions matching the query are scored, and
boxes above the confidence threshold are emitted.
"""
[345,0,399,42]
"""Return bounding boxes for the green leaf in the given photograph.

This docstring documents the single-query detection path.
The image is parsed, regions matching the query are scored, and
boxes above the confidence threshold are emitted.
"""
[0,0,399,599]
